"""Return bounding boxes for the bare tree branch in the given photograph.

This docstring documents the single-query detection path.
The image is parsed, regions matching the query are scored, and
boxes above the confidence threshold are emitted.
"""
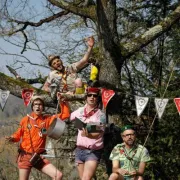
[0,72,85,107]
[0,50,48,68]
[47,0,96,20]
[122,4,180,57]
[6,65,20,78]
[8,10,69,35]
[20,31,28,54]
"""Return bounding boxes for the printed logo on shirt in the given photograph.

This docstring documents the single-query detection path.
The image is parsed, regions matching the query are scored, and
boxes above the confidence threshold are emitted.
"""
[27,123,32,130]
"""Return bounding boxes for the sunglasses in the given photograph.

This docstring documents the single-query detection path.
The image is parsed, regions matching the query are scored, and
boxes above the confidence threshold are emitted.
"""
[87,94,98,98]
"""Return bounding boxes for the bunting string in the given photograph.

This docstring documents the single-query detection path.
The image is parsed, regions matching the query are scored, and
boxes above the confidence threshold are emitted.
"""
[142,58,177,149]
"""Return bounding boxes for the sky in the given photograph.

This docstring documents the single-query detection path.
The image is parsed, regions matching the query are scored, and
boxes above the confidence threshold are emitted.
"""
[0,0,49,77]
[0,0,94,80]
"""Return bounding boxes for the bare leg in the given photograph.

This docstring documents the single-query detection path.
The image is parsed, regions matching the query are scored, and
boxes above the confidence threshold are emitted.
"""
[134,176,144,180]
[77,163,85,179]
[41,163,63,180]
[109,172,123,180]
[81,160,98,180]
[74,78,85,94]
[19,169,31,180]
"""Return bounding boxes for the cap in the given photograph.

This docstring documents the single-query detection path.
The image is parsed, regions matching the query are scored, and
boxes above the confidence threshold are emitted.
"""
[86,87,100,94]
[121,125,135,133]
[48,55,60,66]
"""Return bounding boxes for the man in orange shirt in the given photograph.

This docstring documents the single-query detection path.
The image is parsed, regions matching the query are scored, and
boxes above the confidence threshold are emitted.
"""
[5,94,69,180]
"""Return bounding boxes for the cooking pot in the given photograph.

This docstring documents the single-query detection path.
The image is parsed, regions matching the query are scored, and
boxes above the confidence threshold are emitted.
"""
[47,118,66,140]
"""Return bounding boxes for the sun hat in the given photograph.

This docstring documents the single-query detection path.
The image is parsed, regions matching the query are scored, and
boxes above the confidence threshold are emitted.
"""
[48,55,60,66]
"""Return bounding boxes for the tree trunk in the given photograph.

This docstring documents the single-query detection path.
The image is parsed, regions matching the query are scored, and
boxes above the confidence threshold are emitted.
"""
[96,0,124,123]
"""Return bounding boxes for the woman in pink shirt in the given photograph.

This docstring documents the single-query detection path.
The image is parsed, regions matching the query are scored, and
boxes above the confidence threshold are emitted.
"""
[70,87,106,180]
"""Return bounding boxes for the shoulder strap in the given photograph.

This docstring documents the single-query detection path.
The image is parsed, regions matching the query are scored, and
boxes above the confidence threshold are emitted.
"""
[27,117,35,153]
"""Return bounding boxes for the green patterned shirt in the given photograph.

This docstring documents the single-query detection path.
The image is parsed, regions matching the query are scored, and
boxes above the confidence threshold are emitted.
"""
[109,143,150,178]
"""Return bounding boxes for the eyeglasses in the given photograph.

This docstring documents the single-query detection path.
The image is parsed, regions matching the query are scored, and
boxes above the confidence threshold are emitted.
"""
[33,103,43,106]
[87,94,98,98]
[123,133,135,137]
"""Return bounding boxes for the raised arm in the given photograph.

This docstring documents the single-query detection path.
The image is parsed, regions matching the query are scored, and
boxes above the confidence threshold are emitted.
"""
[57,92,70,120]
[75,36,95,70]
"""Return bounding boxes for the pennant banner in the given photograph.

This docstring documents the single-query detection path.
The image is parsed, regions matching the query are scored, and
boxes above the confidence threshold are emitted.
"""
[174,98,180,115]
[22,89,34,106]
[155,98,169,119]
[135,96,149,117]
[101,88,115,109]
[0,90,10,111]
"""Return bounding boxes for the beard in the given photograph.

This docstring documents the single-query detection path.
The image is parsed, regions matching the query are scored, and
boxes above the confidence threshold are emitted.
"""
[126,139,135,146]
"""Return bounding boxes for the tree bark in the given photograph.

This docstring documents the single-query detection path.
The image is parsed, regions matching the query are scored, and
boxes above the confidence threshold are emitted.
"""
[122,4,180,57]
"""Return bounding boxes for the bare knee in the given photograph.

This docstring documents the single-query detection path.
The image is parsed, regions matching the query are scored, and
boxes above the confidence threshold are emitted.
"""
[75,78,83,87]
[82,173,95,180]
[53,171,63,180]
[109,173,119,180]
[81,175,92,180]
[135,176,144,180]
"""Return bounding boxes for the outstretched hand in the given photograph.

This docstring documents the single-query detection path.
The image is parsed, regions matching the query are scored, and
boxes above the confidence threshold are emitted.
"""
[57,92,66,102]
[5,136,14,143]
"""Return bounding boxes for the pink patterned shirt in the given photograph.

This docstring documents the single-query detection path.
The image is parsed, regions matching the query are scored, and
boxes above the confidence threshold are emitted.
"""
[70,105,106,150]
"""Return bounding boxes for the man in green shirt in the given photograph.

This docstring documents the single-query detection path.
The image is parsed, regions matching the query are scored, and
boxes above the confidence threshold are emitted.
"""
[109,125,150,180]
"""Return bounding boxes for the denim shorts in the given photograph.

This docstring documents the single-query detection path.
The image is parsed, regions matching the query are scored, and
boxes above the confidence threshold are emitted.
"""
[75,147,102,164]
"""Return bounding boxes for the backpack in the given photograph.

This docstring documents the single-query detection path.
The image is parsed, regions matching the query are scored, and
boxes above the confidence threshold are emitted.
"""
[102,123,122,176]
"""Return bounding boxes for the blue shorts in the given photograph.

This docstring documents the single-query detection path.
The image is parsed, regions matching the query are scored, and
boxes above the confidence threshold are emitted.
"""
[75,147,102,164]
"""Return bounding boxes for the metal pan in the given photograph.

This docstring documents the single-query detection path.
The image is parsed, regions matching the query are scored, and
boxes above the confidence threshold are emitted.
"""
[47,118,66,140]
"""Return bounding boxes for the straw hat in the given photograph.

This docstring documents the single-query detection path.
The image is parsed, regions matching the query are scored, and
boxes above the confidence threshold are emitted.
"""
[31,95,45,103]
[31,95,45,110]
[48,55,60,66]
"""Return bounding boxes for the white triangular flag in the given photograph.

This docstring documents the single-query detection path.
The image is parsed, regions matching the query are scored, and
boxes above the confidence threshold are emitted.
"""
[155,98,169,119]
[135,96,149,116]
[0,90,10,111]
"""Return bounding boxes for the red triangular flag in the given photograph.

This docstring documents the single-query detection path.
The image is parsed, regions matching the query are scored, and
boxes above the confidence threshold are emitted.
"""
[101,88,115,109]
[22,89,34,106]
[174,98,180,115]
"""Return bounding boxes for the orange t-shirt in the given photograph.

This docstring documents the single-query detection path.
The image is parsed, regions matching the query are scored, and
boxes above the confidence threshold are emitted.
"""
[12,102,69,153]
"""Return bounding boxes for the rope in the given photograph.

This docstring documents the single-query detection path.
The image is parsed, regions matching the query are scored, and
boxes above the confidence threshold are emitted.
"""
[142,59,177,148]
[126,58,177,171]
[54,97,61,180]
[127,59,178,171]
